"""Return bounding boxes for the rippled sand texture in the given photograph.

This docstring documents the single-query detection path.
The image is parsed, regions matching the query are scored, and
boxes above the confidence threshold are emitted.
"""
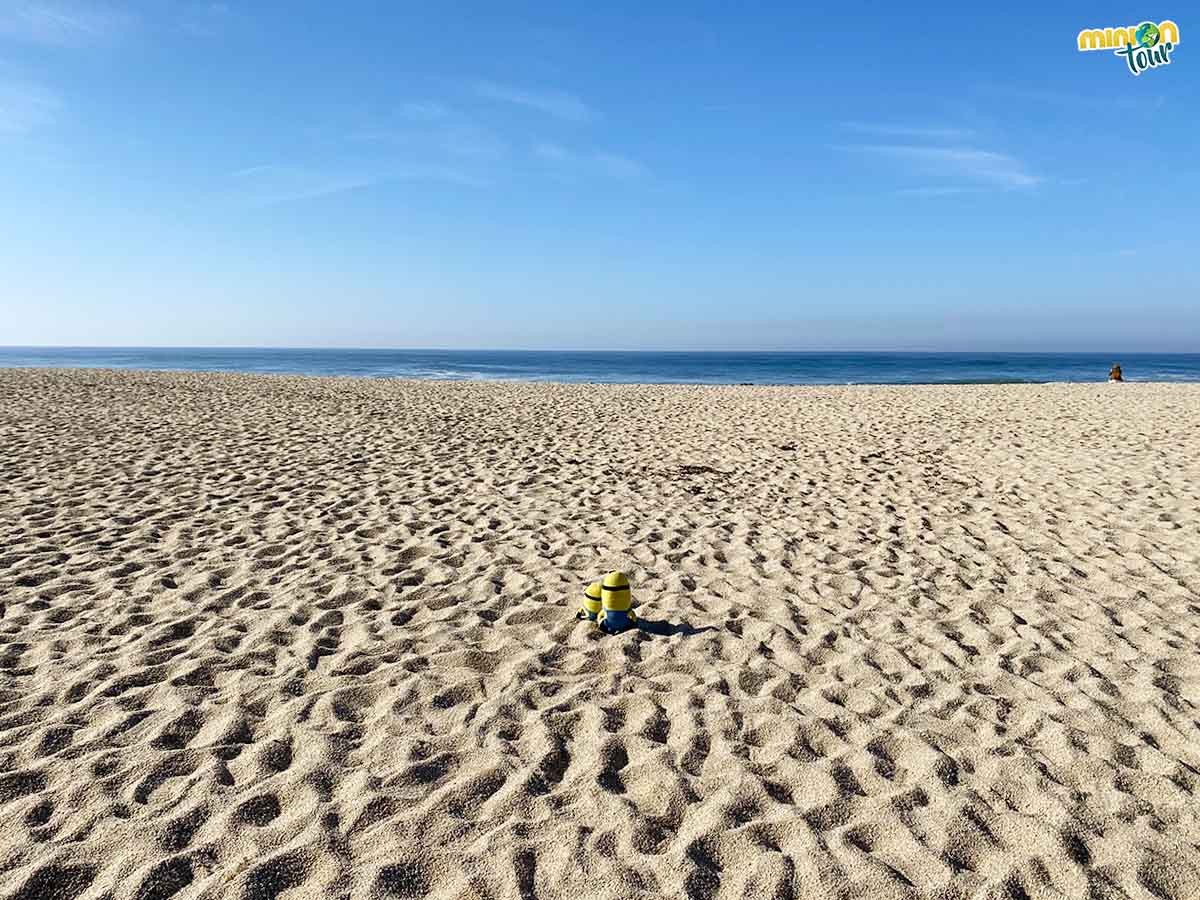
[2,370,1199,900]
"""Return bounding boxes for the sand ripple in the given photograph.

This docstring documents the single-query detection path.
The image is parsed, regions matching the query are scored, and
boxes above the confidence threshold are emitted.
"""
[1,370,1199,899]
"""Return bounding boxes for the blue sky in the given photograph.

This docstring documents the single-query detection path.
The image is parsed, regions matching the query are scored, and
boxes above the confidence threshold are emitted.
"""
[0,1,1197,350]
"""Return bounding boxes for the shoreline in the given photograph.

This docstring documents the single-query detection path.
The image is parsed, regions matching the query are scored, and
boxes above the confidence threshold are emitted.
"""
[1,364,1193,387]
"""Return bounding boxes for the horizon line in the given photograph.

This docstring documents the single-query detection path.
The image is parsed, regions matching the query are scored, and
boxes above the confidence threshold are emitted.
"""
[3,345,1198,355]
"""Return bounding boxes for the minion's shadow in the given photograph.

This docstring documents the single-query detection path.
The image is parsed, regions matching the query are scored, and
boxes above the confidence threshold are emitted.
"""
[636,618,716,637]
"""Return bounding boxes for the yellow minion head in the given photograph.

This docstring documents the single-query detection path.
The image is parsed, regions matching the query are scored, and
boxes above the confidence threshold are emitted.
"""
[601,571,632,612]
[578,581,603,620]
[598,571,638,634]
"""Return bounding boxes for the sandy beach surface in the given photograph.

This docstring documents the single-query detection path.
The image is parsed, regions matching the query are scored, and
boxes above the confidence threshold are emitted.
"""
[1,369,1199,900]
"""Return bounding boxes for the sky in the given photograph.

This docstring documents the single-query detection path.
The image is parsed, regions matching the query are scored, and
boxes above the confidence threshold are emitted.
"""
[0,1,1197,351]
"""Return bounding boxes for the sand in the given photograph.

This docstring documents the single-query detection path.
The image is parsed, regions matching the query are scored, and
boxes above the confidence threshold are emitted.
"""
[1,369,1199,900]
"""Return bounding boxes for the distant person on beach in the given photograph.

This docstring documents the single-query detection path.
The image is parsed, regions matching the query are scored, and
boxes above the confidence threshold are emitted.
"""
[1109,363,1123,382]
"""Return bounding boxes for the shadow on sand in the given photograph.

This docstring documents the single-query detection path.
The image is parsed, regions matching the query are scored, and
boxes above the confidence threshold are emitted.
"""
[634,618,716,638]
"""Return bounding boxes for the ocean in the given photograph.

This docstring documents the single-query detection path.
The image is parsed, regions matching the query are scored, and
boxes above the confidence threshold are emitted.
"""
[2,348,1198,385]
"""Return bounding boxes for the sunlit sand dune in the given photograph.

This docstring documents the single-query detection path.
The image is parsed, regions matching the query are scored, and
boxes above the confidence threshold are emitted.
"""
[1,369,1199,899]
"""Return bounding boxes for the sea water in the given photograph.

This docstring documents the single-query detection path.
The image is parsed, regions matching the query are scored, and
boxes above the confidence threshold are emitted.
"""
[2,348,1198,385]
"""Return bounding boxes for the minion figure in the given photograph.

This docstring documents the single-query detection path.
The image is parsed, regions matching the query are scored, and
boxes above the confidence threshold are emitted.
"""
[598,571,638,634]
[577,582,603,621]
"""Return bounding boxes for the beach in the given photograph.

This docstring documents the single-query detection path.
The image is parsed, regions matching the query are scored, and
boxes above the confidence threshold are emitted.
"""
[1,368,1198,899]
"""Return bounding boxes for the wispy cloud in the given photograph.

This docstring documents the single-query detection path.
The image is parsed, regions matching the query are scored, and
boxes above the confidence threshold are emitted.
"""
[838,144,1039,189]
[474,81,595,122]
[440,123,506,159]
[0,79,60,135]
[398,101,450,121]
[534,142,645,179]
[229,163,479,205]
[0,2,133,46]
[840,121,976,140]
[300,100,505,195]
[894,186,988,197]
[594,152,644,179]
[533,141,570,162]
[180,2,233,38]
[348,114,507,161]
[230,165,375,205]
[379,164,483,187]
